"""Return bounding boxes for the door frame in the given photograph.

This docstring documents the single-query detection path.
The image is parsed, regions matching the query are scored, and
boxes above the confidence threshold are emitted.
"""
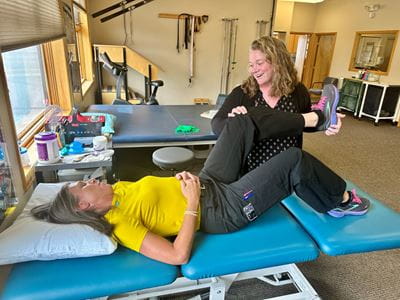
[302,32,337,89]
[288,32,312,81]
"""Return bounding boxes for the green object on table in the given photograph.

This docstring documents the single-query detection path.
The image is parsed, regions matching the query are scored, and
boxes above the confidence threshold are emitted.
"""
[175,124,200,134]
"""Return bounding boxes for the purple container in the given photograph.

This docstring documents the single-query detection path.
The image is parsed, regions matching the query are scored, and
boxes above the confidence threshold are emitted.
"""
[35,132,60,164]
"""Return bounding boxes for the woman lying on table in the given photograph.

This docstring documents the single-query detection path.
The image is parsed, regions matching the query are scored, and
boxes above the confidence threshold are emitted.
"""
[32,109,370,265]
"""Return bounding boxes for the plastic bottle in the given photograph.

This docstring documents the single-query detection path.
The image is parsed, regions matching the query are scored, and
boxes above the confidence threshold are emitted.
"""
[35,132,60,164]
[19,147,30,167]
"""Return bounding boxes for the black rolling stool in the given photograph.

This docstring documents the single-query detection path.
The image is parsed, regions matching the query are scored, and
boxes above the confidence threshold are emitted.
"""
[152,147,194,172]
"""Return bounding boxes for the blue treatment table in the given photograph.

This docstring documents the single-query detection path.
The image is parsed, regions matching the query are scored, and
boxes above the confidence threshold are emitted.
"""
[2,205,319,300]
[87,105,217,148]
[1,247,178,300]
[282,181,400,256]
[2,182,399,300]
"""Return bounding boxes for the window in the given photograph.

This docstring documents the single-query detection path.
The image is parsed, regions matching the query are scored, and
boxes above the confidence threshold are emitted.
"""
[0,0,94,191]
[0,4,92,152]
[0,0,68,192]
[2,46,48,142]
[2,38,74,149]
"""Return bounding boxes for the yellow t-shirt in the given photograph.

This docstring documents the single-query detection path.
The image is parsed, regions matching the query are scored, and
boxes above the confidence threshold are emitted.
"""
[104,176,201,252]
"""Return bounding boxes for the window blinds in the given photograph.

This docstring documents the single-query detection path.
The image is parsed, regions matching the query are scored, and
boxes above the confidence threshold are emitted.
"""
[0,0,65,52]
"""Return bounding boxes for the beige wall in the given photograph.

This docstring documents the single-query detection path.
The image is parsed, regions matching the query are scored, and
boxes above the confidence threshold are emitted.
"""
[274,1,294,35]
[313,0,400,85]
[275,1,318,34]
[291,2,318,33]
[277,0,400,84]
[88,0,273,105]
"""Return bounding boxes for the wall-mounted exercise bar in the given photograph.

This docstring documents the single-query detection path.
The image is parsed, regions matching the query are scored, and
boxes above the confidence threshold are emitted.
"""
[256,20,269,39]
[220,18,238,95]
[92,0,155,23]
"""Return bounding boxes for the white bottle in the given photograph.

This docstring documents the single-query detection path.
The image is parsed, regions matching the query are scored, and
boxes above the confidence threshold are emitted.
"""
[19,147,30,167]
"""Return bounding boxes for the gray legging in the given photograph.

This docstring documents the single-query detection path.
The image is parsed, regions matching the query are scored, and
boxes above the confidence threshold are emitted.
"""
[198,113,346,233]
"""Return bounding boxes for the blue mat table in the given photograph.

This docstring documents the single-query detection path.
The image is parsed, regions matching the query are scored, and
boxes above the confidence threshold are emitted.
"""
[282,180,400,256]
[2,205,320,300]
[182,205,318,280]
[87,105,217,148]
[2,246,179,300]
[2,182,399,300]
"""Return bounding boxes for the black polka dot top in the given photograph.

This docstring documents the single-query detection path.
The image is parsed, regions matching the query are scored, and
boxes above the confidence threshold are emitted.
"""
[244,92,302,173]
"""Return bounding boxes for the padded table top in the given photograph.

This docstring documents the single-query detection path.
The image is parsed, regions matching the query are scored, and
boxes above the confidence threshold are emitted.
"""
[282,180,400,256]
[87,105,217,146]
[182,205,319,280]
[2,246,179,300]
[3,205,319,299]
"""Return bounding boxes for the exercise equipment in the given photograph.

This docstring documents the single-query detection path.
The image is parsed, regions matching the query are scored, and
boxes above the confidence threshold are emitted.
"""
[93,45,163,105]
[92,0,155,23]
[220,18,238,95]
[159,13,208,86]
[99,52,128,105]
[256,20,269,38]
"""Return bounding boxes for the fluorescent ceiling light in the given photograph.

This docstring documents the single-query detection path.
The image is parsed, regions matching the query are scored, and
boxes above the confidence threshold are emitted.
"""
[281,0,324,3]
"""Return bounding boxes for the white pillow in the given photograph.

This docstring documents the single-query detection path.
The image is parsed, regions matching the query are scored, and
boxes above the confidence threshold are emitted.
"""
[0,183,117,265]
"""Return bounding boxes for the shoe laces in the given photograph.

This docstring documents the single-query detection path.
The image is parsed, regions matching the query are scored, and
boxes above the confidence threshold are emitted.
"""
[350,189,362,204]
[311,96,327,111]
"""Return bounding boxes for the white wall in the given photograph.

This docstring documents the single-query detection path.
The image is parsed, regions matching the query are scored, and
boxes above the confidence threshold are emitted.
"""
[88,0,273,104]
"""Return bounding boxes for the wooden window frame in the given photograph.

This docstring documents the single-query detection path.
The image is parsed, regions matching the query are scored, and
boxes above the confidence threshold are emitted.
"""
[42,39,74,114]
[73,2,94,95]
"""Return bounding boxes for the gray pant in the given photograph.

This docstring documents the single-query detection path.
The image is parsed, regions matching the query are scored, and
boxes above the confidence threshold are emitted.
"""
[199,113,346,233]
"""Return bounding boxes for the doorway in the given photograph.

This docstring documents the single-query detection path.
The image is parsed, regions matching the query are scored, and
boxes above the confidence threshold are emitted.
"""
[301,32,337,89]
[272,31,287,43]
[287,32,312,81]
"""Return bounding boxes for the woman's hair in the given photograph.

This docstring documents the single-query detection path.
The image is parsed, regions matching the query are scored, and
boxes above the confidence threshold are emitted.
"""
[241,36,298,98]
[31,184,114,236]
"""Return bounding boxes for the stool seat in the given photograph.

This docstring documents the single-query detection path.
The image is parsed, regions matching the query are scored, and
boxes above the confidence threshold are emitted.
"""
[152,147,194,170]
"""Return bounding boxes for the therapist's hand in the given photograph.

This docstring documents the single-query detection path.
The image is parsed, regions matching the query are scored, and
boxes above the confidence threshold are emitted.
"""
[228,106,248,117]
[325,113,345,136]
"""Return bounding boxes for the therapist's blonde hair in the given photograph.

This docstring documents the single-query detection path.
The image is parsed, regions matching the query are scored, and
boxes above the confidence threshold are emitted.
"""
[31,184,114,235]
[241,36,298,98]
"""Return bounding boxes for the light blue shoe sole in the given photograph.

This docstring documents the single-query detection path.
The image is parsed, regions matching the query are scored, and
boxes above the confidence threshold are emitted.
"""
[321,84,340,128]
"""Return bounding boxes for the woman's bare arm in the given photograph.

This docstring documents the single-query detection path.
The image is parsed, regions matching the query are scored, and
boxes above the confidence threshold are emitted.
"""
[139,172,200,265]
